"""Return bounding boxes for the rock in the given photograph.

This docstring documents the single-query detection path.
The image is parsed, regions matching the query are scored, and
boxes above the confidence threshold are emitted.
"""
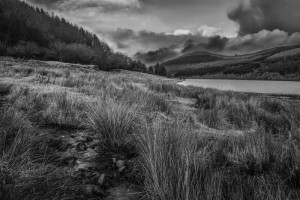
[97,174,106,186]
[112,157,116,164]
[116,160,125,168]
[118,166,126,173]
[76,142,87,151]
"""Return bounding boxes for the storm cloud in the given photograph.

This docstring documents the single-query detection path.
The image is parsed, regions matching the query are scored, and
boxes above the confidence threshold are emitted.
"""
[228,0,300,35]
[134,45,179,64]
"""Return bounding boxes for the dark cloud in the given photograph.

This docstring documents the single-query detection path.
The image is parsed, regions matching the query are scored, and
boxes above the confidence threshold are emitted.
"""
[134,45,179,64]
[228,0,300,35]
[207,36,229,51]
[182,36,229,53]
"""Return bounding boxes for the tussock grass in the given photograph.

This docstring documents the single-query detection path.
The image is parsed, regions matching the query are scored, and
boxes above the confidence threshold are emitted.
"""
[0,106,36,161]
[41,92,86,128]
[138,119,300,200]
[86,98,142,147]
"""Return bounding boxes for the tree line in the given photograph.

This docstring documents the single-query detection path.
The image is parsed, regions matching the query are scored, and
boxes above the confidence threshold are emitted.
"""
[0,0,146,72]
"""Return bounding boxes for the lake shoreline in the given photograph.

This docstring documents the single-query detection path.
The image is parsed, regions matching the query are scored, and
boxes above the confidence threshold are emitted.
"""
[179,79,300,98]
[182,77,300,82]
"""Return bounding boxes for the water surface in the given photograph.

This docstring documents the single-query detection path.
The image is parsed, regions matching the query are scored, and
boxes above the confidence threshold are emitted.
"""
[179,79,300,95]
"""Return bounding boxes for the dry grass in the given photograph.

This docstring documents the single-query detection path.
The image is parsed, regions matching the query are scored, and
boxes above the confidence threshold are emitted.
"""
[1,58,300,199]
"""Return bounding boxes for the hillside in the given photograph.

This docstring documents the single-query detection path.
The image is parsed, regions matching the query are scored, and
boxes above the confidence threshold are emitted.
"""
[0,0,146,71]
[163,45,300,80]
[1,57,300,199]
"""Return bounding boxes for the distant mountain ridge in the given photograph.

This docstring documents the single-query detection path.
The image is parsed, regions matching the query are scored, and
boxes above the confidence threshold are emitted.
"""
[160,44,300,80]
[164,45,300,66]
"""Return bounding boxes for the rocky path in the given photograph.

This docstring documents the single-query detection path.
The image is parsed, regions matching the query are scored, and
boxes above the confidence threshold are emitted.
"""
[40,127,142,200]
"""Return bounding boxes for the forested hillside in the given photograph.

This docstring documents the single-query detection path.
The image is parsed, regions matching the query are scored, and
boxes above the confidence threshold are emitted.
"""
[0,0,146,71]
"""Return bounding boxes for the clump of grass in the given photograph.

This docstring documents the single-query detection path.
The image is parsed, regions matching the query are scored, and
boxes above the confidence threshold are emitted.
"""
[86,98,141,147]
[12,66,34,77]
[10,165,82,200]
[36,68,63,78]
[41,92,86,128]
[0,106,36,160]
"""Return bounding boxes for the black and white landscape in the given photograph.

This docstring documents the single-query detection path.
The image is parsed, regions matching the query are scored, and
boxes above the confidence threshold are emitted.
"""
[1,0,300,199]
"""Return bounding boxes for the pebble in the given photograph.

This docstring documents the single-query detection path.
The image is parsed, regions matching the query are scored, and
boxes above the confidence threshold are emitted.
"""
[118,166,126,173]
[116,160,125,168]
[97,174,106,186]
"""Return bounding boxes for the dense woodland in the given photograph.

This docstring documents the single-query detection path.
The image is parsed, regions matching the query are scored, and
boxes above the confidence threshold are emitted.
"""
[0,0,146,71]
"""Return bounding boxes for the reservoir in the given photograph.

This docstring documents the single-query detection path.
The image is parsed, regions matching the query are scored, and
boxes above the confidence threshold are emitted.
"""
[179,79,300,95]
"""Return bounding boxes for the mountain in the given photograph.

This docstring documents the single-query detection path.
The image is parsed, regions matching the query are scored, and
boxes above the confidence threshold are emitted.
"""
[0,0,146,71]
[161,45,300,80]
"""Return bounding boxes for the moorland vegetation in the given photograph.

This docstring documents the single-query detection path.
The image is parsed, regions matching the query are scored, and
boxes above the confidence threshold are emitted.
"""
[1,58,300,199]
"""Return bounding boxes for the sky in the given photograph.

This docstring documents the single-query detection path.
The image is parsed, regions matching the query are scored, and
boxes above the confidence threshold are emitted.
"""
[25,0,300,64]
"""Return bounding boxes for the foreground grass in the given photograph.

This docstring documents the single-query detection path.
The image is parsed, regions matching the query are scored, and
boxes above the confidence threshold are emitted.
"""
[1,58,300,199]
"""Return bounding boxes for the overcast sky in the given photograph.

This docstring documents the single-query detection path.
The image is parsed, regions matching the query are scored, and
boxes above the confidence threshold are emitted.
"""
[25,0,300,64]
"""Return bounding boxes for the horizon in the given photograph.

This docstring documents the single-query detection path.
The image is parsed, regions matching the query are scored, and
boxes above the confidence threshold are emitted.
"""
[24,0,300,64]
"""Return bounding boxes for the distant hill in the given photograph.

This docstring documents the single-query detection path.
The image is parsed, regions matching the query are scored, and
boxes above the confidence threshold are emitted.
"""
[0,0,146,71]
[164,51,228,65]
[162,45,300,81]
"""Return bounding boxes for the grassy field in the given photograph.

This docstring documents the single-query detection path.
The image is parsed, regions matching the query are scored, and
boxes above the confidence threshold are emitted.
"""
[1,57,300,199]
